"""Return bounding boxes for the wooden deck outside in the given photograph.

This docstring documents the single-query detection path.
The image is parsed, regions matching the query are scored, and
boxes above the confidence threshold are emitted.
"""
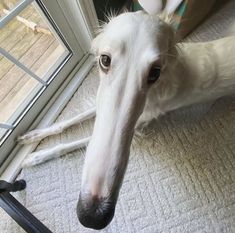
[0,1,66,124]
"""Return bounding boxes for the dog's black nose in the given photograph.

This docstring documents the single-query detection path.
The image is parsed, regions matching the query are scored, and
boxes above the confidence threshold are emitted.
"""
[77,194,115,230]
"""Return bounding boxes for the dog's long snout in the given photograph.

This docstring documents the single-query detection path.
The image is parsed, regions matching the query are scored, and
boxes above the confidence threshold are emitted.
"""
[77,193,116,230]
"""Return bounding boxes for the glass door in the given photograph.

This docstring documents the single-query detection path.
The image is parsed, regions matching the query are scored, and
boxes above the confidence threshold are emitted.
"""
[0,0,92,165]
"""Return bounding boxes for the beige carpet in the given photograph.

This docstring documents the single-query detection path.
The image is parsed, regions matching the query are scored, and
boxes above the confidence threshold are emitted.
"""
[1,1,235,232]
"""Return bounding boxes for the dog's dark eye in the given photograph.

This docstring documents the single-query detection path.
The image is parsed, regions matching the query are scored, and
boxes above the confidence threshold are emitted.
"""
[99,54,111,72]
[147,66,161,84]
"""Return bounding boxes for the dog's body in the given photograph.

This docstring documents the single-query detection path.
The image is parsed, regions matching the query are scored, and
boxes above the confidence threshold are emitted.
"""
[19,3,235,230]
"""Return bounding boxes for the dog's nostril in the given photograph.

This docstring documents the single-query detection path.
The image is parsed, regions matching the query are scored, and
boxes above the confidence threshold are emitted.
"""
[77,194,115,230]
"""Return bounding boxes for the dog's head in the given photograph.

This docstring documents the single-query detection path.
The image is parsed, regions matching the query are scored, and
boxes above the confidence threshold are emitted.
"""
[77,0,182,230]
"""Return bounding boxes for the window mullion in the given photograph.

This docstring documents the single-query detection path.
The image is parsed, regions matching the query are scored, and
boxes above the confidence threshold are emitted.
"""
[0,48,47,86]
[0,0,34,29]
[0,124,14,130]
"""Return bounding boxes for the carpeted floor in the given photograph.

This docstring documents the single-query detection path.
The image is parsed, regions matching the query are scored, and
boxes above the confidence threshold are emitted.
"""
[1,1,235,232]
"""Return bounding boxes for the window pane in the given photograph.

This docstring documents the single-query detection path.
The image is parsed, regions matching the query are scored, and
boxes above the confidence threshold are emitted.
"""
[0,0,71,128]
[0,56,43,125]
[0,0,21,19]
[0,1,69,82]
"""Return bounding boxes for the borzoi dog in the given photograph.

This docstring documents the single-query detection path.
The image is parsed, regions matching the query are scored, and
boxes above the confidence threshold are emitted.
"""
[18,0,235,229]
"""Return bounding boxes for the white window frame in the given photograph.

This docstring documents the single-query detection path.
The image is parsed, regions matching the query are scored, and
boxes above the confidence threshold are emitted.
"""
[0,0,99,180]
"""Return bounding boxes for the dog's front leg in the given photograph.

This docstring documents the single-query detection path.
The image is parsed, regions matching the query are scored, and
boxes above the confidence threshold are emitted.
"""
[22,137,91,167]
[18,107,96,144]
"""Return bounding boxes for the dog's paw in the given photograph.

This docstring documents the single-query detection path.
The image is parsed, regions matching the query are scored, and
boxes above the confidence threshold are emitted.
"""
[21,151,45,167]
[17,129,45,144]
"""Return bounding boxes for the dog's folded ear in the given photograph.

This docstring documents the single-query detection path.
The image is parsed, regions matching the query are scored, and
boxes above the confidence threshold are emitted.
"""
[138,0,183,15]
[138,0,162,15]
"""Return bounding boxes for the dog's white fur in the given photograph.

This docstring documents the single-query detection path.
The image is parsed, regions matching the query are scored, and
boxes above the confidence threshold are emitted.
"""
[19,3,235,201]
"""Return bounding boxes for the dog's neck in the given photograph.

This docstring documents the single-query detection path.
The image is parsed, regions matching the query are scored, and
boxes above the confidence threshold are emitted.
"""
[146,36,235,116]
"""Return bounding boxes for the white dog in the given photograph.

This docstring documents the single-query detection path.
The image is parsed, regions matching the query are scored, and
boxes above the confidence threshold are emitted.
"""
[19,0,235,229]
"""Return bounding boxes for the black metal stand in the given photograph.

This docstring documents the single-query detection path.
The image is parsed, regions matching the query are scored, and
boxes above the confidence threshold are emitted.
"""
[0,180,52,233]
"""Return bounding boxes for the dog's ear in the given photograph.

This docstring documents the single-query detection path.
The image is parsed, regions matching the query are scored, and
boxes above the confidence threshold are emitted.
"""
[138,0,183,15]
[138,0,162,15]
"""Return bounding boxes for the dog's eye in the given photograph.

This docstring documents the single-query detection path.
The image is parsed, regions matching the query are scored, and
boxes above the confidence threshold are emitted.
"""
[99,54,111,72]
[147,66,161,84]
